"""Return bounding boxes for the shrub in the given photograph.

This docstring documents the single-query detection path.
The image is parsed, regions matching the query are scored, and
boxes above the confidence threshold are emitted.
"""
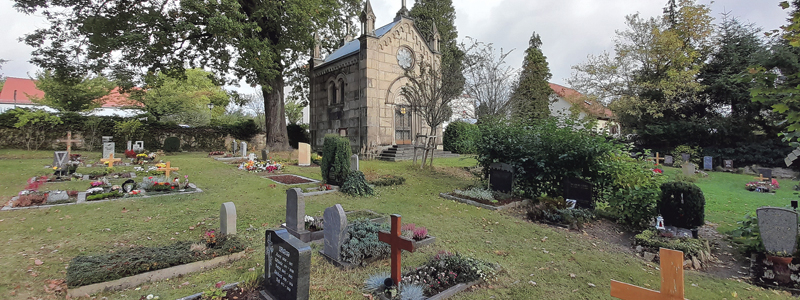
[340,220,389,266]
[287,123,310,149]
[729,212,765,253]
[658,181,705,229]
[163,136,181,152]
[443,121,479,154]
[634,229,708,257]
[670,145,703,165]
[368,175,405,186]
[320,134,351,186]
[609,186,661,229]
[340,170,374,197]
[595,148,667,229]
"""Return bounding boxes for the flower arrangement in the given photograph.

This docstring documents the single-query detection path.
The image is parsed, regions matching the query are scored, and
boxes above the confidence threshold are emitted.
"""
[401,223,429,241]
[155,162,166,168]
[138,176,176,192]
[311,153,322,165]
[304,215,323,231]
[652,168,663,174]
[22,176,47,193]
[125,150,137,158]
[746,180,779,192]
[237,160,283,173]
[205,230,217,246]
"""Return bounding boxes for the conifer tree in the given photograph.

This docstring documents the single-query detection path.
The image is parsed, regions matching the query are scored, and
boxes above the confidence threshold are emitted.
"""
[410,0,464,94]
[511,32,552,122]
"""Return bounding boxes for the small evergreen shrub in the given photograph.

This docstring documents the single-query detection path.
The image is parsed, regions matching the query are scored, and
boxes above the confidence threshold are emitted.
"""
[163,136,181,152]
[368,175,406,186]
[320,134,351,186]
[340,220,389,266]
[443,121,479,154]
[341,170,374,197]
[400,252,496,296]
[658,181,705,229]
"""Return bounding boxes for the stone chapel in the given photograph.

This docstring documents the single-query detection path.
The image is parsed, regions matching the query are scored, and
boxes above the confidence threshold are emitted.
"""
[308,0,442,155]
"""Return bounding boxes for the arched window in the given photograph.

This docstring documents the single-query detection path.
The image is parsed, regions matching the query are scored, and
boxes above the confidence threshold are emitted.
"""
[328,81,336,105]
[338,79,345,103]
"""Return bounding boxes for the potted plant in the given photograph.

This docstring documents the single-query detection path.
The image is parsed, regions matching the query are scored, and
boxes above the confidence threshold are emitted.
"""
[766,250,794,265]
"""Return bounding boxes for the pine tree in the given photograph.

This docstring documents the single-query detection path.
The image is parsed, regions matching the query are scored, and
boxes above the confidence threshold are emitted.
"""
[511,32,552,122]
[410,0,464,94]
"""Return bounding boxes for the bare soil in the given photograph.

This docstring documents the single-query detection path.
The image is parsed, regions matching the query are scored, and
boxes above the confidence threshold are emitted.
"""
[268,175,314,185]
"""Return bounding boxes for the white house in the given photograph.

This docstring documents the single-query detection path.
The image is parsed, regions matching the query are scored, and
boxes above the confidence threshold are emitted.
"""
[0,77,144,116]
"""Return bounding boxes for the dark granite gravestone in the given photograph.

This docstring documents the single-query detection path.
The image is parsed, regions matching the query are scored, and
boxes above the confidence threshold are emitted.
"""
[261,229,311,300]
[563,177,594,209]
[53,151,68,168]
[262,149,270,161]
[681,153,690,162]
[724,160,733,169]
[703,156,713,170]
[758,168,773,181]
[489,163,514,193]
[664,155,674,166]
[756,207,798,257]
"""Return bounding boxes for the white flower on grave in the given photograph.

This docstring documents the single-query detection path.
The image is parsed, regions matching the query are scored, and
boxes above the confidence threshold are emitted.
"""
[304,215,314,223]
[87,187,104,194]
[146,295,154,300]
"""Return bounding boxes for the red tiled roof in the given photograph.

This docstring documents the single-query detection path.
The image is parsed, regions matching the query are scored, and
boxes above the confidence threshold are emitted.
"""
[0,77,141,107]
[0,77,45,104]
[549,83,614,119]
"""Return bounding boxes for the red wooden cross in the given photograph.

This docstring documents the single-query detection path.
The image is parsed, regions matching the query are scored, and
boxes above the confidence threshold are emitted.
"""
[611,248,686,300]
[378,214,416,286]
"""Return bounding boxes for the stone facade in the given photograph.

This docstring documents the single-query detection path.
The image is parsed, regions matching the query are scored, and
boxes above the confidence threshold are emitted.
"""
[308,0,441,154]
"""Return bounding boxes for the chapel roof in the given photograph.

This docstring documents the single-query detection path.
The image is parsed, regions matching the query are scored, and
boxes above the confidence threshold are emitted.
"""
[319,21,400,67]
[549,83,614,119]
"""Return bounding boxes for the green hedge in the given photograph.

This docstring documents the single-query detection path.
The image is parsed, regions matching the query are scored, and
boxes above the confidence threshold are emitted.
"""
[320,134,351,186]
[66,235,246,288]
[443,121,479,154]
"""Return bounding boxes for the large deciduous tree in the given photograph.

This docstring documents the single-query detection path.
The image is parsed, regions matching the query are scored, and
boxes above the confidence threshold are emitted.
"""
[511,32,552,123]
[134,69,230,126]
[30,70,115,112]
[460,37,517,120]
[14,0,344,150]
[410,0,465,95]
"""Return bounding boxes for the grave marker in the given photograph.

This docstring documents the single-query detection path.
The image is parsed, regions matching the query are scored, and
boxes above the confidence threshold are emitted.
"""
[262,149,270,161]
[127,141,132,151]
[220,202,237,235]
[703,156,712,170]
[133,141,144,152]
[378,214,416,286]
[610,248,686,300]
[286,188,305,234]
[681,163,695,177]
[650,152,665,166]
[260,229,311,300]
[756,207,798,257]
[102,142,115,159]
[664,155,674,166]
[723,159,733,169]
[758,168,773,181]
[322,204,347,261]
[46,190,69,203]
[681,153,690,162]
[489,163,514,193]
[350,154,359,171]
[249,153,257,161]
[241,141,247,157]
[102,136,113,143]
[53,151,68,169]
[232,140,238,153]
[563,177,594,209]
[100,153,121,166]
[298,143,311,166]
[157,161,179,178]
[56,131,82,156]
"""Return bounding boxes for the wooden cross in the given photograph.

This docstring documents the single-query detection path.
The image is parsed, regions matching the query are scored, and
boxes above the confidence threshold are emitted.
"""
[157,161,179,178]
[378,214,416,286]
[653,152,665,166]
[611,248,686,300]
[56,131,82,156]
[754,174,768,182]
[99,153,121,167]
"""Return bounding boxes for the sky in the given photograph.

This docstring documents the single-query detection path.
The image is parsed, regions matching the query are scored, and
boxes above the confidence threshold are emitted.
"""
[0,0,792,96]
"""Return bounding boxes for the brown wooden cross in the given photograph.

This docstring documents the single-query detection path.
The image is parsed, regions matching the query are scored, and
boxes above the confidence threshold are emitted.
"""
[378,214,416,286]
[56,131,83,156]
[99,153,121,167]
[611,248,686,300]
[754,174,768,182]
[653,152,665,166]
[157,161,179,177]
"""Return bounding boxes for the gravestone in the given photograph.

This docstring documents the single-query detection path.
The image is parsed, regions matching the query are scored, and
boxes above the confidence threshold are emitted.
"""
[232,140,238,153]
[285,188,305,234]
[220,202,237,236]
[241,141,247,157]
[248,153,257,162]
[703,156,713,170]
[46,190,69,203]
[322,204,347,261]
[102,136,113,143]
[756,207,798,256]
[262,149,270,161]
[77,192,86,202]
[53,151,68,169]
[261,229,311,300]
[133,141,144,152]
[489,163,514,193]
[664,155,674,166]
[682,163,695,177]
[350,154,359,171]
[298,143,311,166]
[102,142,115,159]
[724,159,733,169]
[563,177,594,209]
[127,141,132,151]
[681,153,690,162]
[758,168,773,181]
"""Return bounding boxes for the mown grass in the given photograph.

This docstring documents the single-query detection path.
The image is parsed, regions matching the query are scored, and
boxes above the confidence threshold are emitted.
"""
[0,150,794,299]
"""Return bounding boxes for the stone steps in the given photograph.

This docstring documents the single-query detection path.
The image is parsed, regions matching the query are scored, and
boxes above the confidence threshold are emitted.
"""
[377,145,460,161]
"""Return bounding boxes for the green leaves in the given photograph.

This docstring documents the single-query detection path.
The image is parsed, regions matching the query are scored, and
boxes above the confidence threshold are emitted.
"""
[31,70,115,112]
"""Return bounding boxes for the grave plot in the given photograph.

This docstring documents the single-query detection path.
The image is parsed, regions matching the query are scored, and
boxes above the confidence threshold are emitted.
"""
[439,163,529,210]
[747,207,800,292]
[266,174,318,185]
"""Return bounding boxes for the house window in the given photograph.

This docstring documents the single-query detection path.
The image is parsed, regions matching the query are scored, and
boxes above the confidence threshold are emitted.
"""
[338,79,346,103]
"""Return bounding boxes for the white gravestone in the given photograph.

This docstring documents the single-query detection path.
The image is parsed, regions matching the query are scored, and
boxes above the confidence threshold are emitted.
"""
[220,202,237,236]
[102,142,115,159]
[241,141,247,157]
[133,141,144,152]
[127,141,132,151]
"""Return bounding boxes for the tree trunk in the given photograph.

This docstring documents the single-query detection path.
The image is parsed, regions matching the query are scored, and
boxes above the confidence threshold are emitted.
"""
[263,77,291,151]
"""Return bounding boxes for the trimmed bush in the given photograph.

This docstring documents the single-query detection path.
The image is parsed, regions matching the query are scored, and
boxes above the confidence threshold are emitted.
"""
[340,170,374,197]
[287,123,310,149]
[658,181,705,229]
[443,121,479,154]
[163,136,181,152]
[320,134,351,186]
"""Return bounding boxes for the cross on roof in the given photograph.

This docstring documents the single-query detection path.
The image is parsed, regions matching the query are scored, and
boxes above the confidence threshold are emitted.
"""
[610,248,686,300]
[100,153,121,166]
[56,131,83,157]
[157,161,179,178]
[754,174,768,182]
[378,214,416,286]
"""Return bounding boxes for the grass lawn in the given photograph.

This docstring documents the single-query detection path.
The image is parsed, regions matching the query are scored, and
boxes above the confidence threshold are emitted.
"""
[0,151,794,299]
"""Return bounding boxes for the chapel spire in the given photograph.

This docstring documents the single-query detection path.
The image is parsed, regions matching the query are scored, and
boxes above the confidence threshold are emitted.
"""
[431,22,440,53]
[360,0,376,36]
[394,0,410,21]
